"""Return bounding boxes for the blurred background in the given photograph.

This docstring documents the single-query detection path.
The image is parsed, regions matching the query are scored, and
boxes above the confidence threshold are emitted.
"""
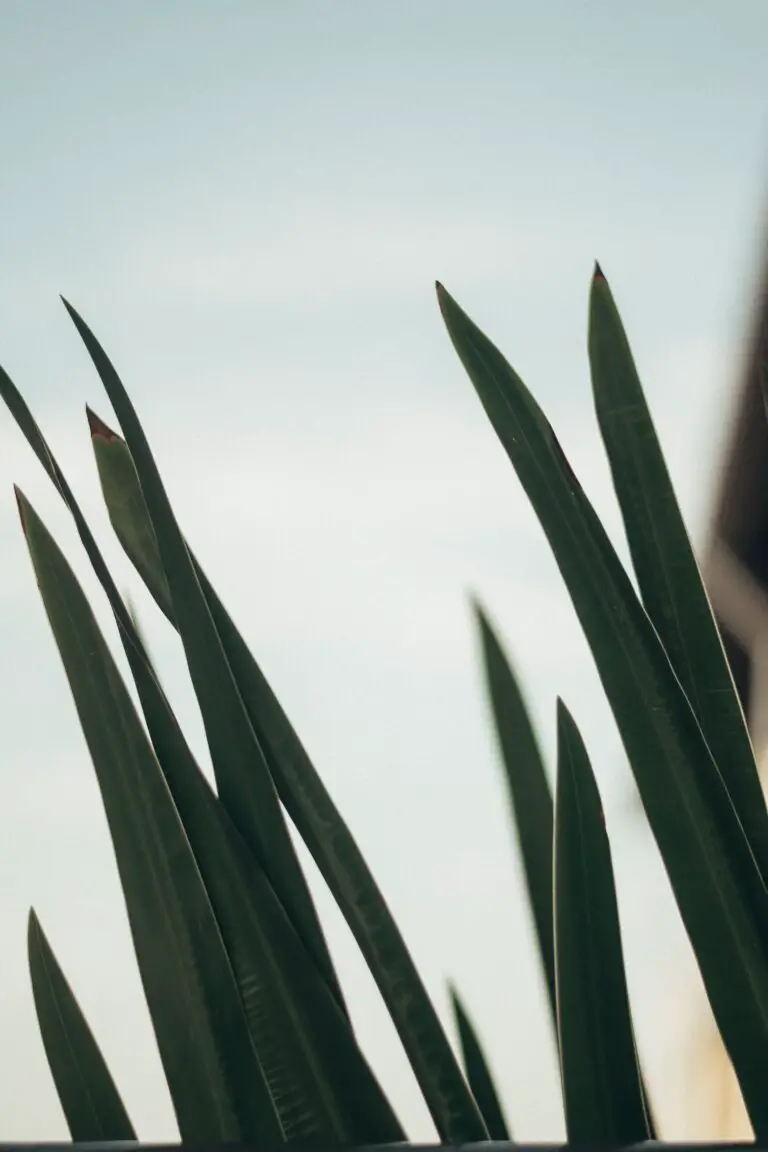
[0,1,767,1141]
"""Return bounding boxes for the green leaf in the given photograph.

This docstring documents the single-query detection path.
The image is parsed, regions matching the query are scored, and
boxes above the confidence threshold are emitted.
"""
[90,410,174,625]
[449,984,511,1140]
[164,775,405,1144]
[588,265,768,882]
[437,281,768,1136]
[63,300,346,1028]
[554,701,649,1144]
[475,599,658,1138]
[17,490,283,1145]
[86,410,488,1143]
[27,910,136,1142]
[474,601,555,1026]
[0,372,400,1140]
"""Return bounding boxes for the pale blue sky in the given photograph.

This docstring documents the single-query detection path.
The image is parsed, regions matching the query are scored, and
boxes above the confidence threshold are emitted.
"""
[1,1,767,1141]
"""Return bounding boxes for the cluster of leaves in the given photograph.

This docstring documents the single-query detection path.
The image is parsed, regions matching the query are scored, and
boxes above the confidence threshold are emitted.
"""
[1,266,765,1145]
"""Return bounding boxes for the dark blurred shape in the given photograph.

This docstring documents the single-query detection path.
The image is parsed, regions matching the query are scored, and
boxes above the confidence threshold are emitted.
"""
[706,232,768,731]
[690,225,768,1141]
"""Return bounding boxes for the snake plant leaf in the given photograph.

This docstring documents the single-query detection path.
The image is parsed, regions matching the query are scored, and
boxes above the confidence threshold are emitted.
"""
[86,410,488,1143]
[27,910,136,1142]
[211,801,406,1144]
[90,410,174,625]
[0,372,401,1137]
[128,707,404,1143]
[475,599,657,1138]
[473,600,555,1026]
[17,491,283,1145]
[588,265,768,883]
[449,984,511,1141]
[62,300,345,1030]
[554,701,649,1144]
[97,632,403,1145]
[150,761,404,1144]
[436,281,768,1136]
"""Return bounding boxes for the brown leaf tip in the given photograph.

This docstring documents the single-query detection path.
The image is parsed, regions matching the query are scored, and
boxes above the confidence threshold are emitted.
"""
[593,260,605,281]
[86,405,120,443]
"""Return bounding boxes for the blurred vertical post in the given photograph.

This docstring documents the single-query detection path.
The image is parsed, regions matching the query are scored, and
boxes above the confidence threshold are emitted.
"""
[697,224,768,1140]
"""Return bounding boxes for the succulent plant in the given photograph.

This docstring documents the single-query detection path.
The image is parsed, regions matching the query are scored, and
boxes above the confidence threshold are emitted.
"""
[1,266,765,1144]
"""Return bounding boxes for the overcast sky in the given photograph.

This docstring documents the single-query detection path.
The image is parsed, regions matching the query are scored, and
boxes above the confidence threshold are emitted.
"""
[1,1,767,1142]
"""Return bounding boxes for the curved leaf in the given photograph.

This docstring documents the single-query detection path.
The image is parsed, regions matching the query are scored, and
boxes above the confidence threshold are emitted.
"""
[554,701,648,1144]
[475,599,658,1137]
[28,910,136,1142]
[437,281,768,1136]
[63,301,341,1018]
[90,410,174,625]
[474,601,555,1025]
[449,984,511,1140]
[588,266,768,882]
[86,408,487,1142]
[0,371,400,1140]
[18,490,282,1145]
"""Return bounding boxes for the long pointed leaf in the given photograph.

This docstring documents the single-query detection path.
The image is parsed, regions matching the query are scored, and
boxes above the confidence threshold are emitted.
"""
[28,910,136,1142]
[588,265,768,882]
[17,491,283,1145]
[474,601,555,1026]
[0,373,404,1138]
[63,300,341,1015]
[449,984,511,1141]
[437,281,768,1136]
[475,600,658,1137]
[89,409,174,625]
[554,701,649,1144]
[87,409,488,1142]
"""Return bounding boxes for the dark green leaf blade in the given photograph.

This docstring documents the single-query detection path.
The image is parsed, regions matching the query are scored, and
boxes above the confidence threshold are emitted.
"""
[436,281,768,1136]
[63,300,343,1019]
[475,599,658,1137]
[17,491,283,1145]
[588,265,768,881]
[473,601,555,1026]
[554,701,648,1144]
[89,409,174,625]
[213,805,406,1144]
[449,984,511,1141]
[86,409,487,1143]
[28,910,137,1142]
[0,379,399,1141]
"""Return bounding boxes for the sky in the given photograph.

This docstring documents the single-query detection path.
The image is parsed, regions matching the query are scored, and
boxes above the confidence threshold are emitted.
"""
[0,0,767,1142]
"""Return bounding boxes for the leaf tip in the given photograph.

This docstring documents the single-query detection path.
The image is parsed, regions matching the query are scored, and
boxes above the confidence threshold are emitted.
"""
[86,405,119,443]
[436,280,460,325]
[556,697,579,747]
[14,484,28,536]
[27,907,43,951]
[593,260,605,282]
[470,595,495,644]
[467,588,484,619]
[60,296,88,339]
[555,695,571,732]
